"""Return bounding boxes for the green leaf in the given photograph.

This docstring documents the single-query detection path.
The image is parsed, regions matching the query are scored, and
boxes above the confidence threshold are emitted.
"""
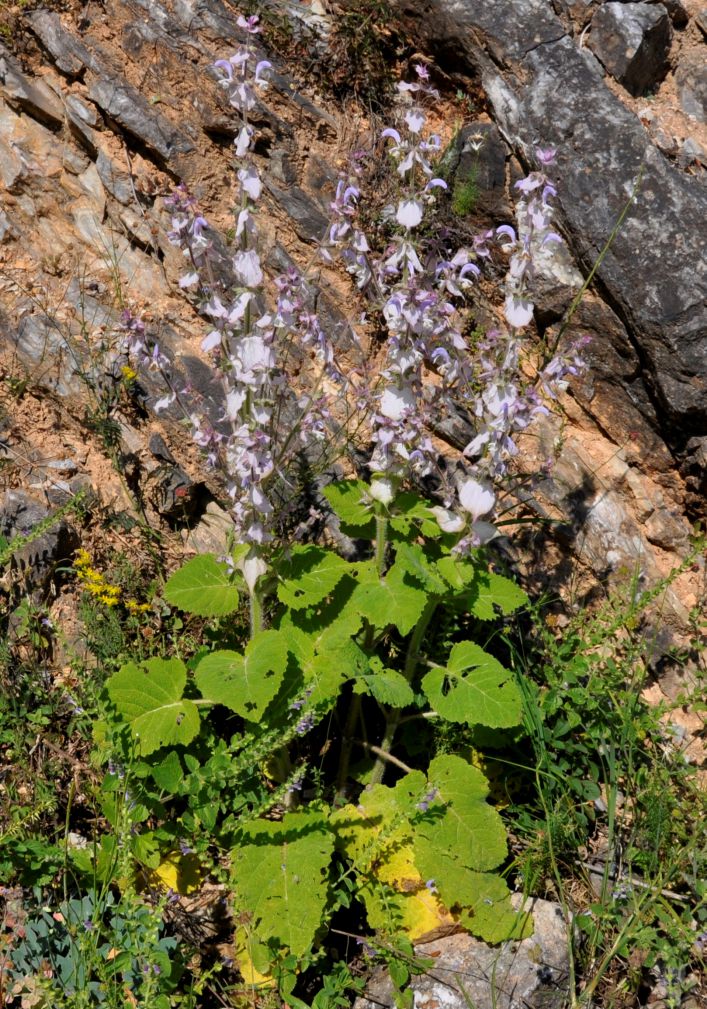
[354,658,415,708]
[435,554,478,590]
[411,757,528,941]
[469,570,528,620]
[107,658,200,755]
[351,560,427,635]
[415,755,507,872]
[195,629,289,720]
[322,480,373,527]
[422,641,521,727]
[395,543,448,596]
[389,493,442,538]
[163,554,239,616]
[151,750,184,792]
[277,546,352,610]
[232,812,335,961]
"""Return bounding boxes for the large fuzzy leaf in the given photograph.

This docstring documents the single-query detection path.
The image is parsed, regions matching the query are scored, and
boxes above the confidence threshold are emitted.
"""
[412,755,528,942]
[322,480,374,528]
[414,755,507,873]
[107,658,199,755]
[354,658,415,709]
[351,559,428,635]
[277,546,352,610]
[232,812,334,961]
[422,641,521,727]
[469,570,528,620]
[163,554,239,617]
[194,629,289,720]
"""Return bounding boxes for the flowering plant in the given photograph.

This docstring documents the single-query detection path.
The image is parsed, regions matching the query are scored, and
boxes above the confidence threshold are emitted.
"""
[107,23,590,996]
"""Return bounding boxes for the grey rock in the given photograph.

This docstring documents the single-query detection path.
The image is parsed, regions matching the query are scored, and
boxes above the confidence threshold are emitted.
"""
[393,0,707,429]
[0,45,65,128]
[269,148,298,186]
[676,53,707,123]
[696,8,707,38]
[679,436,707,519]
[0,489,79,592]
[265,181,328,242]
[0,209,11,242]
[26,10,95,77]
[679,137,706,169]
[0,134,24,191]
[149,463,200,519]
[96,149,134,205]
[64,98,100,155]
[8,313,84,398]
[87,76,195,163]
[445,120,511,219]
[588,2,672,97]
[65,94,98,128]
[354,898,569,1009]
[646,0,688,27]
[148,433,176,463]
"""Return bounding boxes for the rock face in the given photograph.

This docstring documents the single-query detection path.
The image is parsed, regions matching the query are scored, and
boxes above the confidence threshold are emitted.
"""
[588,2,673,97]
[0,0,703,642]
[391,0,707,440]
[354,898,570,1009]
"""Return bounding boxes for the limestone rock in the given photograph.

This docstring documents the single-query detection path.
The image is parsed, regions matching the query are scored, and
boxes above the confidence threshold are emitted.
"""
[354,898,570,1009]
[391,0,707,432]
[588,2,673,97]
[26,10,95,77]
[0,44,65,128]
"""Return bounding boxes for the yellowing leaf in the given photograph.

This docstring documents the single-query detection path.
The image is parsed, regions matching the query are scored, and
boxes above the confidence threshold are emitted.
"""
[149,852,204,895]
[373,844,454,941]
[233,926,276,988]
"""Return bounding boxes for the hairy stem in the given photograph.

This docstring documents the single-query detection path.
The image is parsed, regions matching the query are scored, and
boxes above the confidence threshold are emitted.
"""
[249,585,263,638]
[370,597,438,785]
[337,512,390,793]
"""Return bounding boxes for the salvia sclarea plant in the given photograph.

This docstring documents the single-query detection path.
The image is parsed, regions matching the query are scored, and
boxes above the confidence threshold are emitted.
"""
[107,17,586,996]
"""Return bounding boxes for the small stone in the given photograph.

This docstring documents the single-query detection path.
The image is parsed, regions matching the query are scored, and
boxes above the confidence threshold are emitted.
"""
[588,2,672,97]
[95,149,134,206]
[0,134,24,191]
[676,53,707,123]
[679,137,706,168]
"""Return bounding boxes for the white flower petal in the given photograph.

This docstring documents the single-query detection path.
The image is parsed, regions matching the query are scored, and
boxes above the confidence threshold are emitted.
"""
[369,478,395,505]
[430,506,465,534]
[458,478,495,521]
[504,293,534,329]
[380,385,415,420]
[396,199,423,229]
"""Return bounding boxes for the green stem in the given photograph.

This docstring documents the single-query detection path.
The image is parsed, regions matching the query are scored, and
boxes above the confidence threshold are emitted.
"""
[370,597,438,785]
[249,585,263,638]
[375,513,388,576]
[337,512,389,794]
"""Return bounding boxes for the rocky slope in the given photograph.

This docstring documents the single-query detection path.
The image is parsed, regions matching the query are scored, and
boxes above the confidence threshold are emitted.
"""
[0,0,705,688]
